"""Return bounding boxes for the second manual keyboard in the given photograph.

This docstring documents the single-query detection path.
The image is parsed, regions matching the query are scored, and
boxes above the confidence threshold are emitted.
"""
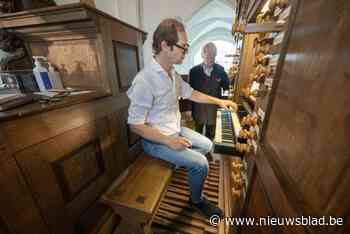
[213,108,242,155]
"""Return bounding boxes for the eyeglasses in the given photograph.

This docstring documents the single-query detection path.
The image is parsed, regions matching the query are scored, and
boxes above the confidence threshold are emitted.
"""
[174,43,189,54]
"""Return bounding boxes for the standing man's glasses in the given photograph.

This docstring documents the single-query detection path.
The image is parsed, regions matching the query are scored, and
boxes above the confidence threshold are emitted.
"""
[174,43,189,54]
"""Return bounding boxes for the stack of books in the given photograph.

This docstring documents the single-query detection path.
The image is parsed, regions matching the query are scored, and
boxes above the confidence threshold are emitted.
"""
[0,93,34,111]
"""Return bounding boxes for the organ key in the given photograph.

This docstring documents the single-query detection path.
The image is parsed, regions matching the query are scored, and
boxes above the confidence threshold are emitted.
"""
[214,108,244,156]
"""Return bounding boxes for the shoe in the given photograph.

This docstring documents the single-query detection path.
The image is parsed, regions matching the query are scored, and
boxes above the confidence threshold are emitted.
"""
[189,197,224,218]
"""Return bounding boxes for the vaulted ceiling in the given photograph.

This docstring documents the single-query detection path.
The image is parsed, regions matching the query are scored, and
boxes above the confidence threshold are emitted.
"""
[176,0,236,74]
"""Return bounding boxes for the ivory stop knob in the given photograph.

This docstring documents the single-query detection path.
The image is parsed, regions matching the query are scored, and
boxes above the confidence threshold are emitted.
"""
[232,188,242,198]
[231,161,243,170]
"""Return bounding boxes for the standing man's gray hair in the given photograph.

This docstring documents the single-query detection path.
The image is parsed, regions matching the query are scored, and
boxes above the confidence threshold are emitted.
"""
[201,42,217,57]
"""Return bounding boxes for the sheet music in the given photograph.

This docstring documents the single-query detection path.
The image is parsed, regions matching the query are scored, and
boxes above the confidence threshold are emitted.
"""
[0,93,24,104]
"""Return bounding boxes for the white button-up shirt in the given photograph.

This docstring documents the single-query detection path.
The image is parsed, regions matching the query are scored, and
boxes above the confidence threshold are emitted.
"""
[127,58,193,135]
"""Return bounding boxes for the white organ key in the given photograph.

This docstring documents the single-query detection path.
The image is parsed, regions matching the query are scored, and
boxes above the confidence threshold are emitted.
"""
[214,110,222,143]
[231,111,241,138]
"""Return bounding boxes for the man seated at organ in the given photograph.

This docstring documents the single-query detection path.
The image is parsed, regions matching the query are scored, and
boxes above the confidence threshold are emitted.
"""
[127,18,237,219]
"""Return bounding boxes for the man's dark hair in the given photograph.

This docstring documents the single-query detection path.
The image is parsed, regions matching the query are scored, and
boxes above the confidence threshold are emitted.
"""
[152,18,185,55]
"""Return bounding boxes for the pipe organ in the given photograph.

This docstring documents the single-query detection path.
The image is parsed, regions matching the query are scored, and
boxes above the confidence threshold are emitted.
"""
[0,0,349,233]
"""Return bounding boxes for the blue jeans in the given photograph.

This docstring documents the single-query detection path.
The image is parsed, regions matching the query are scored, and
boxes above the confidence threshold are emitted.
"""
[141,127,213,203]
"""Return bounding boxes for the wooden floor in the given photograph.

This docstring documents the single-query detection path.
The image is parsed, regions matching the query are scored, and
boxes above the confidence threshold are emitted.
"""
[152,159,222,234]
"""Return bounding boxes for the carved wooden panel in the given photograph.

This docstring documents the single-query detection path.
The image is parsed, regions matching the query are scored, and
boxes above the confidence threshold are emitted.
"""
[243,164,308,234]
[107,107,140,171]
[0,151,49,234]
[96,14,146,95]
[265,0,350,218]
[113,41,139,92]
[13,0,56,11]
[53,139,105,202]
[240,172,274,234]
[0,219,11,234]
[238,1,350,233]
[30,39,105,91]
[1,95,133,233]
[239,0,350,233]
[0,4,146,234]
[14,118,114,234]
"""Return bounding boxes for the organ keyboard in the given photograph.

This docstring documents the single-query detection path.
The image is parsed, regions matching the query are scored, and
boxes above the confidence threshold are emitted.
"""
[214,108,242,155]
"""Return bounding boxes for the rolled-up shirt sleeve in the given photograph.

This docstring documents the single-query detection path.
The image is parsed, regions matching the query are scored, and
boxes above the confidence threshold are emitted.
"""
[127,77,153,125]
[180,78,193,99]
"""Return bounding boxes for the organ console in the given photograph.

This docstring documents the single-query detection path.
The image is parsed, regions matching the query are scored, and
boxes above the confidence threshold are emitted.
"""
[213,108,248,156]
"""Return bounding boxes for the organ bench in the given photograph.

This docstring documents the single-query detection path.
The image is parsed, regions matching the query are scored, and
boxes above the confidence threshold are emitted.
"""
[101,153,174,234]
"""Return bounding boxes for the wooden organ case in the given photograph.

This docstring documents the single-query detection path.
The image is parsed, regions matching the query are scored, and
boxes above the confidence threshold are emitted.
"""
[0,4,146,234]
[232,0,350,234]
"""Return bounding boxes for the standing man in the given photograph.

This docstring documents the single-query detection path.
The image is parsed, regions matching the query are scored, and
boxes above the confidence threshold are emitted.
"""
[127,19,237,219]
[189,42,230,140]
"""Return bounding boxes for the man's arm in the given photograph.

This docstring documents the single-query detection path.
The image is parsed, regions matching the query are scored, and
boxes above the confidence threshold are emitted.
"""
[189,90,238,111]
[130,124,169,145]
[130,124,192,150]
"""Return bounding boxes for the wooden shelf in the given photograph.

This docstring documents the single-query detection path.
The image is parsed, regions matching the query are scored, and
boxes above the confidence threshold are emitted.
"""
[0,91,110,121]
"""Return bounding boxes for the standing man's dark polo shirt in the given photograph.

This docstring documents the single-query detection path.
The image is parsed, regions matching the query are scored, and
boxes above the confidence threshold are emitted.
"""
[189,63,230,135]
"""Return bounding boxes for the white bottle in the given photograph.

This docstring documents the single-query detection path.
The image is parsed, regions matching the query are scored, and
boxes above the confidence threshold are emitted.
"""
[33,56,52,91]
[48,62,64,89]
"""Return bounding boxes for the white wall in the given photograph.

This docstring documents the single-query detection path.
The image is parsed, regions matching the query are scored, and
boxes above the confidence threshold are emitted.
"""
[55,0,141,28]
[54,0,235,68]
[55,0,212,66]
[141,0,210,64]
[55,0,118,18]
[95,0,118,18]
[118,0,140,28]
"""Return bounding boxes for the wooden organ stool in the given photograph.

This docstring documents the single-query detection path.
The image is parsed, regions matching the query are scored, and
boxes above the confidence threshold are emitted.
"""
[101,153,174,234]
